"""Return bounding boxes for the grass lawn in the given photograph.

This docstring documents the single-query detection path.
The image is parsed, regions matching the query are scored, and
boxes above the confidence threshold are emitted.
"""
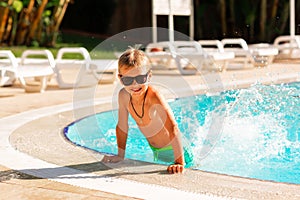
[1,31,117,59]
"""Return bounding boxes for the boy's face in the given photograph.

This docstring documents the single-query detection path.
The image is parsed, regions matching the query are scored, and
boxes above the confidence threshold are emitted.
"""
[118,66,151,96]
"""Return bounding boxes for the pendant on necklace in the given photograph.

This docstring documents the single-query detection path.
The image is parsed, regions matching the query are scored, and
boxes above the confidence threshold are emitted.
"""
[130,89,148,125]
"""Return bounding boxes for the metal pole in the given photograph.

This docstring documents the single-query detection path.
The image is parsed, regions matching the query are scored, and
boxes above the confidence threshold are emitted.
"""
[168,0,174,42]
[189,0,194,40]
[152,0,157,43]
[290,0,295,36]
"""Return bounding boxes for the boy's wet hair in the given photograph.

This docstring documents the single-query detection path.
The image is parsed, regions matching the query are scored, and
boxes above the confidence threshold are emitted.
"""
[118,48,150,72]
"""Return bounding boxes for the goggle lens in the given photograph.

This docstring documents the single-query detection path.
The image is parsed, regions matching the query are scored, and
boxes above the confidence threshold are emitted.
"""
[120,72,149,86]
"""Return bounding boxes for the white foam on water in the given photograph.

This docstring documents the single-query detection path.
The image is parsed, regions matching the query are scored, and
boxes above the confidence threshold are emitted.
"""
[191,83,300,183]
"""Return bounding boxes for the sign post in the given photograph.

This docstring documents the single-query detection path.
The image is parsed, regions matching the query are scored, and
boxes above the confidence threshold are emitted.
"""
[290,0,295,36]
[152,0,194,42]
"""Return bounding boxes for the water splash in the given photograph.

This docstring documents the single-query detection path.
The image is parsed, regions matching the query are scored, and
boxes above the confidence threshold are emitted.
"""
[193,83,300,184]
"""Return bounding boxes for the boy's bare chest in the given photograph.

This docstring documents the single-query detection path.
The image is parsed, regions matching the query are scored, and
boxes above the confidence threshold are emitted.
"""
[128,103,166,130]
[128,102,151,125]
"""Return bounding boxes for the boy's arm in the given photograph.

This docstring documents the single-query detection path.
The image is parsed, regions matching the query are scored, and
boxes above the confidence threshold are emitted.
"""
[167,122,185,173]
[170,127,184,165]
[163,109,185,173]
[116,123,128,158]
[102,89,129,163]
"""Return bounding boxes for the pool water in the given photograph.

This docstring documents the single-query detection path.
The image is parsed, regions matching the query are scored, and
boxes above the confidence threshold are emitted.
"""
[65,82,300,184]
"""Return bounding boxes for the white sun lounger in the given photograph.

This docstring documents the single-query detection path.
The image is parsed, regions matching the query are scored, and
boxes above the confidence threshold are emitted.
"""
[198,40,235,71]
[198,40,225,53]
[145,41,207,75]
[221,38,254,69]
[1,48,117,91]
[248,43,278,66]
[222,38,278,68]
[273,35,300,60]
[55,47,95,88]
[0,49,55,92]
[0,50,18,87]
[55,47,117,88]
[89,59,117,84]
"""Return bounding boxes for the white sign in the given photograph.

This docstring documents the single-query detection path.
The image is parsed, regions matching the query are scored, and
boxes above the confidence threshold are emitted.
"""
[153,0,192,15]
[152,0,194,42]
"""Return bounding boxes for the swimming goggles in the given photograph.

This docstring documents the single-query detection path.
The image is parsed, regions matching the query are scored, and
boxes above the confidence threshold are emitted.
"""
[120,71,150,86]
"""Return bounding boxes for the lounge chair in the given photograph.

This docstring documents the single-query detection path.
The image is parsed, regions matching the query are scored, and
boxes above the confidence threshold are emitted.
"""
[248,43,278,67]
[145,41,207,75]
[273,35,300,61]
[0,50,18,86]
[221,38,254,69]
[90,59,117,84]
[198,40,225,53]
[55,47,117,88]
[55,47,94,88]
[0,49,55,92]
[198,40,235,71]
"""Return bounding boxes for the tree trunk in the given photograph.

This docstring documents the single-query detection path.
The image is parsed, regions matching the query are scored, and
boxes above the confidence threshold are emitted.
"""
[48,0,70,46]
[0,0,14,43]
[194,0,202,39]
[36,17,43,44]
[26,0,48,46]
[279,2,290,34]
[8,11,19,45]
[228,0,235,33]
[15,0,35,45]
[259,0,267,41]
[3,14,12,42]
[266,0,279,40]
[219,0,227,35]
[271,0,279,18]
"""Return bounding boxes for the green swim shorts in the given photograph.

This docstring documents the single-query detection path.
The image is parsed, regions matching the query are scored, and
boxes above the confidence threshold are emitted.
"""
[149,145,194,168]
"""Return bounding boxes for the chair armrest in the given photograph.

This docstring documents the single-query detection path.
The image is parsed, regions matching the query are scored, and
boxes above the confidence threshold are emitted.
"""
[199,40,224,52]
[221,38,249,50]
[56,47,91,61]
[0,50,18,69]
[20,50,56,68]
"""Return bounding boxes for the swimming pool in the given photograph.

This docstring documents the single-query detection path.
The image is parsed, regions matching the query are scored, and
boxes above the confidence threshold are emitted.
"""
[65,82,300,184]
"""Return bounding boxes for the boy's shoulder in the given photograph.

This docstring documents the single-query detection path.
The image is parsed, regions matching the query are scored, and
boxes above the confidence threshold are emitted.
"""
[148,85,159,92]
[118,88,130,98]
[147,85,159,96]
[147,86,165,102]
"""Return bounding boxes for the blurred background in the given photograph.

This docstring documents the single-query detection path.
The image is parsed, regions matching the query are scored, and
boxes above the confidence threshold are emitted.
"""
[0,0,299,50]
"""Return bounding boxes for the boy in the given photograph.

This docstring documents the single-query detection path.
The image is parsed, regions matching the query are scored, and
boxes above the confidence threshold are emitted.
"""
[102,48,191,174]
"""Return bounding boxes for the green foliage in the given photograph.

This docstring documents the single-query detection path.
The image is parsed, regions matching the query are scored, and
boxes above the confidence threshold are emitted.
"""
[0,2,8,7]
[46,0,60,8]
[43,10,52,26]
[12,0,23,13]
[22,0,31,6]
[31,40,40,47]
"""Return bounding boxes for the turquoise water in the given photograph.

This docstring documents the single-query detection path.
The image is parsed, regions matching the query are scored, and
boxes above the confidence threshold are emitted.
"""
[65,82,300,184]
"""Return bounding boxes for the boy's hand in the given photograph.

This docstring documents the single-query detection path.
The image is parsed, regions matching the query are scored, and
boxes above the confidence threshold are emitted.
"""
[167,163,184,174]
[102,155,124,163]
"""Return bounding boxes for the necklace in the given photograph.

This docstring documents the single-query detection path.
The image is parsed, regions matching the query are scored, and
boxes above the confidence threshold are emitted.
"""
[130,89,148,123]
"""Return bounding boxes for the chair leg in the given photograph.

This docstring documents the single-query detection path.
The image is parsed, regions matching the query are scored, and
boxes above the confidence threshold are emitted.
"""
[20,76,49,93]
[39,76,48,92]
[18,76,27,88]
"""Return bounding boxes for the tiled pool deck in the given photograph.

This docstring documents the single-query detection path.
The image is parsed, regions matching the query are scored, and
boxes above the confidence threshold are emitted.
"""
[1,63,300,199]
